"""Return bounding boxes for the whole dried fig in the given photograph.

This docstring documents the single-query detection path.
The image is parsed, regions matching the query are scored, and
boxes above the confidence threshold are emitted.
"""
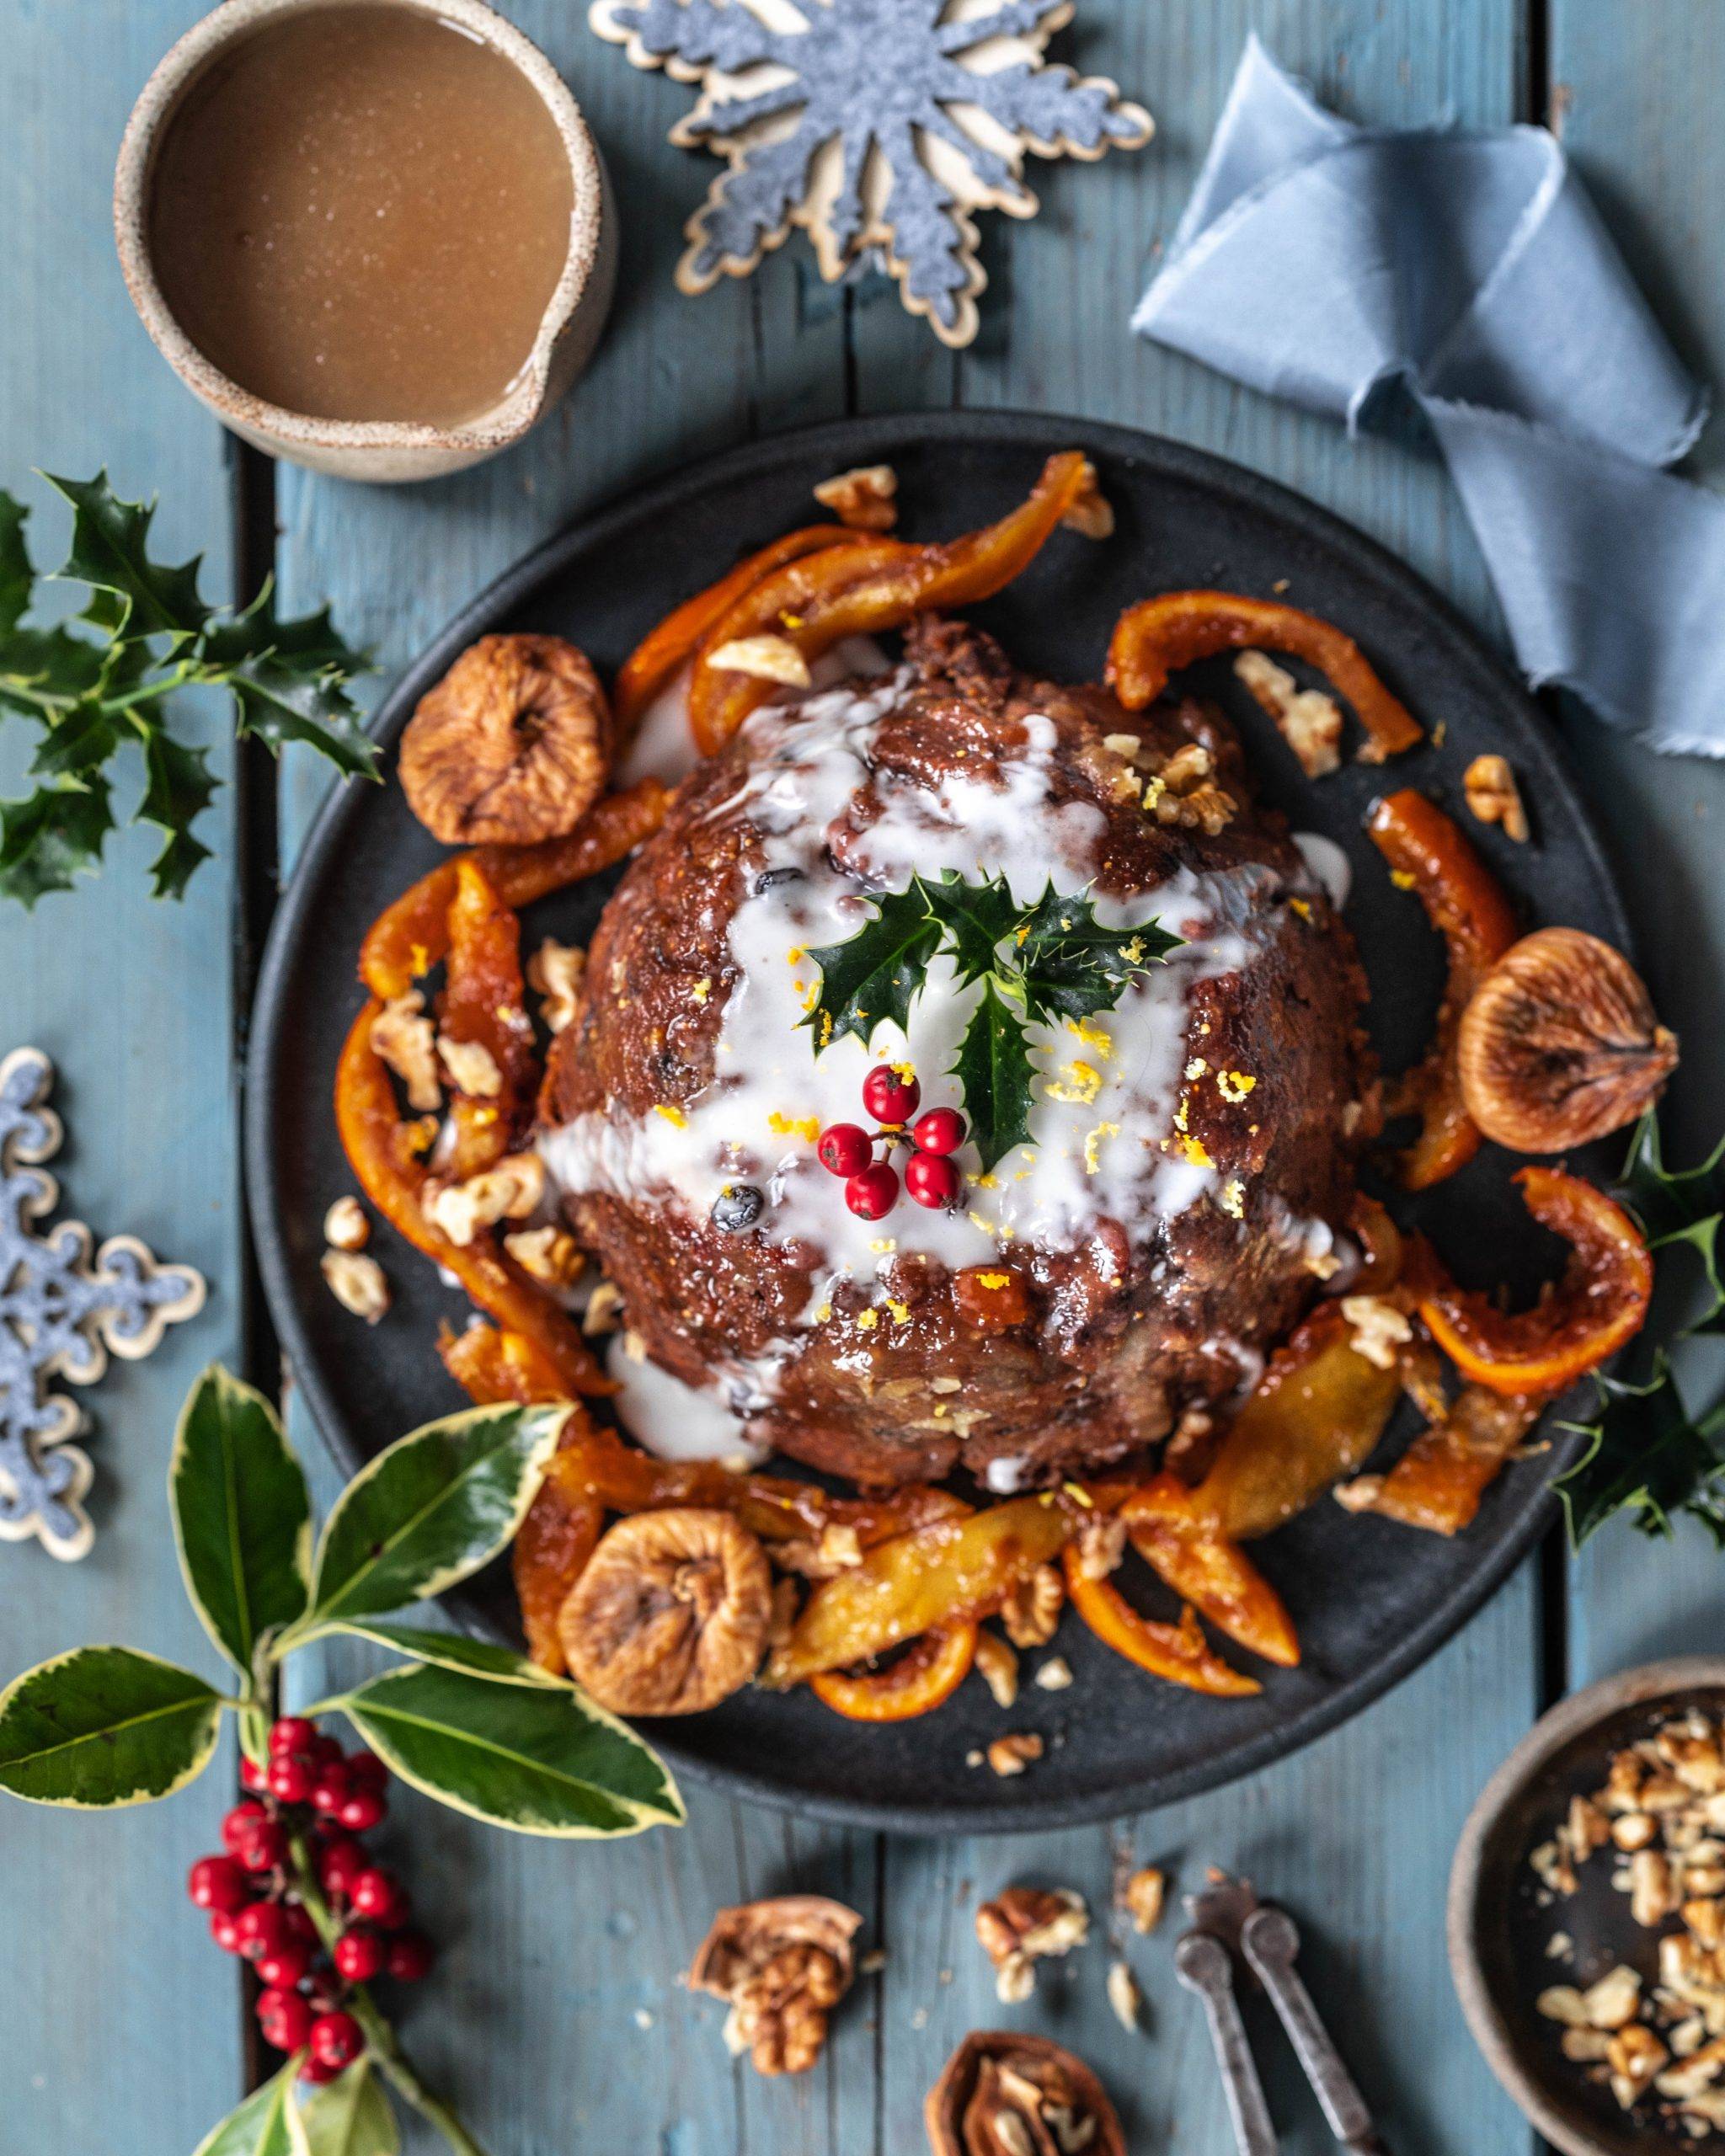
[557,1506,771,1715]
[1458,928,1678,1152]
[399,632,611,846]
[926,2032,1125,2156]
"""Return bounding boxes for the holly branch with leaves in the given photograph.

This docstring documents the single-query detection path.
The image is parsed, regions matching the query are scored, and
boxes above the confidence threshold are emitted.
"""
[0,473,376,905]
[0,1366,681,2156]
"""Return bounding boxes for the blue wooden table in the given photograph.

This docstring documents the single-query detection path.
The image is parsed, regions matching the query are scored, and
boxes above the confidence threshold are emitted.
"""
[4,4,1722,2150]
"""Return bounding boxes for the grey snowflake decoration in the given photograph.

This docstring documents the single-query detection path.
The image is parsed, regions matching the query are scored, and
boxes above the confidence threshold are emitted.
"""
[590,0,1152,346]
[0,1049,205,1561]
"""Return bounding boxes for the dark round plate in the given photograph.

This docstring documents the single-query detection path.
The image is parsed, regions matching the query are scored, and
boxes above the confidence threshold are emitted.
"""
[247,410,1630,1833]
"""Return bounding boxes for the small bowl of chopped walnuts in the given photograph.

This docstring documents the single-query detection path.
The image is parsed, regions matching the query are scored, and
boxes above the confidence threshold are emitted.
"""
[1450,1657,1725,2156]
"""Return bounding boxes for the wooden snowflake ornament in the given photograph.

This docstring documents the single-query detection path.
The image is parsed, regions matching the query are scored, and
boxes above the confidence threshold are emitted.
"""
[0,1049,205,1560]
[589,0,1152,347]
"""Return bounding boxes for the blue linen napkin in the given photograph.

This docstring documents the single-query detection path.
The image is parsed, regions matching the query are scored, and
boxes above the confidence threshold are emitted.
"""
[1133,37,1725,756]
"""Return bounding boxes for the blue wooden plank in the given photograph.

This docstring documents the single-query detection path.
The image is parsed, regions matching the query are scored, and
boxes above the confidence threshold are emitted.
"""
[0,3,250,2149]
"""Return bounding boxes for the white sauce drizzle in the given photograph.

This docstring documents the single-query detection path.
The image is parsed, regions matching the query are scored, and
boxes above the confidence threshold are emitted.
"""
[606,1337,770,1465]
[1292,830,1351,910]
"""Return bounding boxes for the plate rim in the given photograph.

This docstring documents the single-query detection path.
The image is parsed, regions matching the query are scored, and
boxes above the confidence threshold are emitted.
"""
[245,407,1631,1833]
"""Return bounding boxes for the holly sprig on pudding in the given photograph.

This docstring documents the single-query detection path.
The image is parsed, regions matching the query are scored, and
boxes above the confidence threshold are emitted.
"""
[804,869,1182,1169]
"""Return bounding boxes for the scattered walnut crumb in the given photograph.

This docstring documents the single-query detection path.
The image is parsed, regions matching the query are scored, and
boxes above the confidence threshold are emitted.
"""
[321,1249,389,1324]
[1233,649,1343,777]
[975,1630,1020,1710]
[1339,1294,1413,1371]
[583,1279,623,1336]
[503,1223,585,1290]
[427,1153,545,1247]
[526,938,585,1034]
[987,1733,1044,1779]
[1106,1958,1142,2032]
[1123,1868,1166,1935]
[437,1034,503,1100]
[975,1886,1088,2001]
[1463,754,1530,843]
[370,990,441,1111]
[812,462,898,531]
[1033,1656,1074,1693]
[323,1196,370,1252]
[708,633,812,687]
[1071,1513,1127,1583]
[1001,1563,1065,1648]
[1060,459,1115,541]
[777,1523,865,1580]
[1149,741,1236,835]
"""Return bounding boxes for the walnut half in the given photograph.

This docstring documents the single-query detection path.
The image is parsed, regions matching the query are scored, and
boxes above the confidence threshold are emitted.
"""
[689,1896,862,2076]
[925,2032,1125,2156]
[975,1887,1088,2004]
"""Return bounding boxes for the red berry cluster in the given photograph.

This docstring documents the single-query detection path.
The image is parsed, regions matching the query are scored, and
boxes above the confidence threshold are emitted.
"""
[817,1065,968,1220]
[186,1716,434,2083]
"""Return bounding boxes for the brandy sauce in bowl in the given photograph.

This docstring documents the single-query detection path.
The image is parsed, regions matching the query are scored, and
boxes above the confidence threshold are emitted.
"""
[116,0,616,480]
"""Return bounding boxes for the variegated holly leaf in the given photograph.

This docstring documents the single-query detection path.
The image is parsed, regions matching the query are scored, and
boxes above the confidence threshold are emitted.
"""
[194,2067,305,2156]
[0,1646,223,1806]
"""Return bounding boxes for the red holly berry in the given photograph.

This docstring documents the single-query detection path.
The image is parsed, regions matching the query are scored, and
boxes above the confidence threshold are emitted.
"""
[862,1065,921,1123]
[349,1867,399,1923]
[299,2057,340,2086]
[269,1753,316,1806]
[221,1800,270,1855]
[234,1817,289,1874]
[209,1910,244,1955]
[239,1755,270,1793]
[905,1150,961,1210]
[844,1161,900,1220]
[258,1987,315,2055]
[334,1927,387,1983]
[318,1837,368,1902]
[337,1788,387,1833]
[188,1854,250,1913]
[308,2011,365,2071]
[309,1764,350,1816]
[270,1716,317,1758]
[384,1930,435,1983]
[911,1107,966,1157]
[233,1901,292,1963]
[344,1751,388,1796]
[816,1123,873,1177]
[255,1941,313,1991]
[309,1733,344,1769]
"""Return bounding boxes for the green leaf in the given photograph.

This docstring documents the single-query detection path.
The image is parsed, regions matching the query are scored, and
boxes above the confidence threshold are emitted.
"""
[804,883,944,1051]
[915,870,1021,985]
[1618,1111,1725,1245]
[1014,883,1181,1022]
[327,1619,569,1686]
[138,728,218,899]
[338,1662,682,1838]
[307,1403,569,1627]
[43,471,209,640]
[1556,1356,1725,1548]
[0,775,113,905]
[170,1366,312,1677]
[952,977,1037,1171]
[203,584,379,780]
[195,2067,307,2156]
[0,1646,222,1806]
[0,625,109,717]
[26,697,126,780]
[0,491,35,636]
[293,2062,398,2156]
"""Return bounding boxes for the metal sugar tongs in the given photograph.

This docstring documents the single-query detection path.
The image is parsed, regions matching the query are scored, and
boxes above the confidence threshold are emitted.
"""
[1174,1871,1390,2156]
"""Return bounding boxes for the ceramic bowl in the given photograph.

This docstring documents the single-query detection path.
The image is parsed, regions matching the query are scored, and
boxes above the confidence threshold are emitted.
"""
[114,0,616,483]
[1449,1656,1725,2156]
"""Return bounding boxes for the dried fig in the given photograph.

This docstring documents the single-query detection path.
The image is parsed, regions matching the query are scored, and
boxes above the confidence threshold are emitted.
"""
[689,1895,862,2075]
[926,2032,1125,2156]
[1458,928,1678,1151]
[399,633,611,846]
[557,1506,771,1715]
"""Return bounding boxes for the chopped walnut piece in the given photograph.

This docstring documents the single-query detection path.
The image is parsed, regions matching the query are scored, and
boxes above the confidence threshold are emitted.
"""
[1608,2022,1669,2104]
[427,1153,545,1247]
[526,938,585,1034]
[1464,754,1530,843]
[437,1034,503,1100]
[1149,741,1237,835]
[1106,1959,1142,2032]
[1233,649,1343,777]
[812,462,899,531]
[1033,1656,1074,1692]
[1632,1848,1678,1928]
[321,1249,389,1324]
[370,990,441,1111]
[323,1196,370,1252]
[1537,1985,1591,2028]
[707,633,813,688]
[975,1630,1020,1710]
[776,1523,865,1580]
[583,1279,624,1336]
[975,1887,1088,2002]
[1001,1563,1064,1647]
[689,1896,862,2078]
[1071,1513,1127,1582]
[503,1223,584,1290]
[1060,459,1114,542]
[1123,1867,1167,1935]
[986,1733,1044,1779]
[1584,1965,1644,2031]
[1339,1294,1413,1372]
[1612,1811,1658,1852]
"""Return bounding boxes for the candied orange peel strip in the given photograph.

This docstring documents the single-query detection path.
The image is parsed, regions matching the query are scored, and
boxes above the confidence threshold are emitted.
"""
[1118,1476,1299,1668]
[1105,590,1423,762]
[809,1624,980,1721]
[1060,1551,1260,1697]
[1348,1383,1549,1536]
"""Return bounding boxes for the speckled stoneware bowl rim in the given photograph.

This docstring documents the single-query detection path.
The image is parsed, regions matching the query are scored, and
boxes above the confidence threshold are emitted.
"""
[1448,1655,1725,2156]
[114,0,606,457]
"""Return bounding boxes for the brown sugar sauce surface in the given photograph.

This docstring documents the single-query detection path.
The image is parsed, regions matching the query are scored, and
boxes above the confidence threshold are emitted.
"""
[147,3,574,427]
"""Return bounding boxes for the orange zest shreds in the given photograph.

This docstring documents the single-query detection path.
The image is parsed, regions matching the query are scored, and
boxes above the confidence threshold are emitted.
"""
[1104,590,1423,762]
[1348,1383,1548,1536]
[441,859,536,1178]
[686,451,1093,756]
[762,1492,1082,1688]
[1367,788,1519,1188]
[1418,1166,1653,1396]
[809,1624,980,1721]
[1060,1552,1260,1696]
[334,996,613,1400]
[360,780,670,1001]
[611,526,857,734]
[1118,1477,1299,1668]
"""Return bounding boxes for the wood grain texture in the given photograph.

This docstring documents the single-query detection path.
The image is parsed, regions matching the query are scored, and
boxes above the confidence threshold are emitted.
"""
[0,3,248,2152]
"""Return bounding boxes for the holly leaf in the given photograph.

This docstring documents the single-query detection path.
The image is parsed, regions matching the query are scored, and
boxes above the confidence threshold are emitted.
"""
[194,2068,305,2156]
[0,490,34,636]
[0,625,111,718]
[0,774,114,906]
[1616,1114,1725,1332]
[325,1618,569,1688]
[26,697,126,780]
[202,584,379,779]
[915,870,1021,985]
[953,977,1036,1171]
[294,2061,399,2156]
[42,471,209,640]
[804,883,944,1051]
[138,728,219,899]
[1555,1355,1725,1549]
[1015,883,1181,1022]
[0,1646,223,1806]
